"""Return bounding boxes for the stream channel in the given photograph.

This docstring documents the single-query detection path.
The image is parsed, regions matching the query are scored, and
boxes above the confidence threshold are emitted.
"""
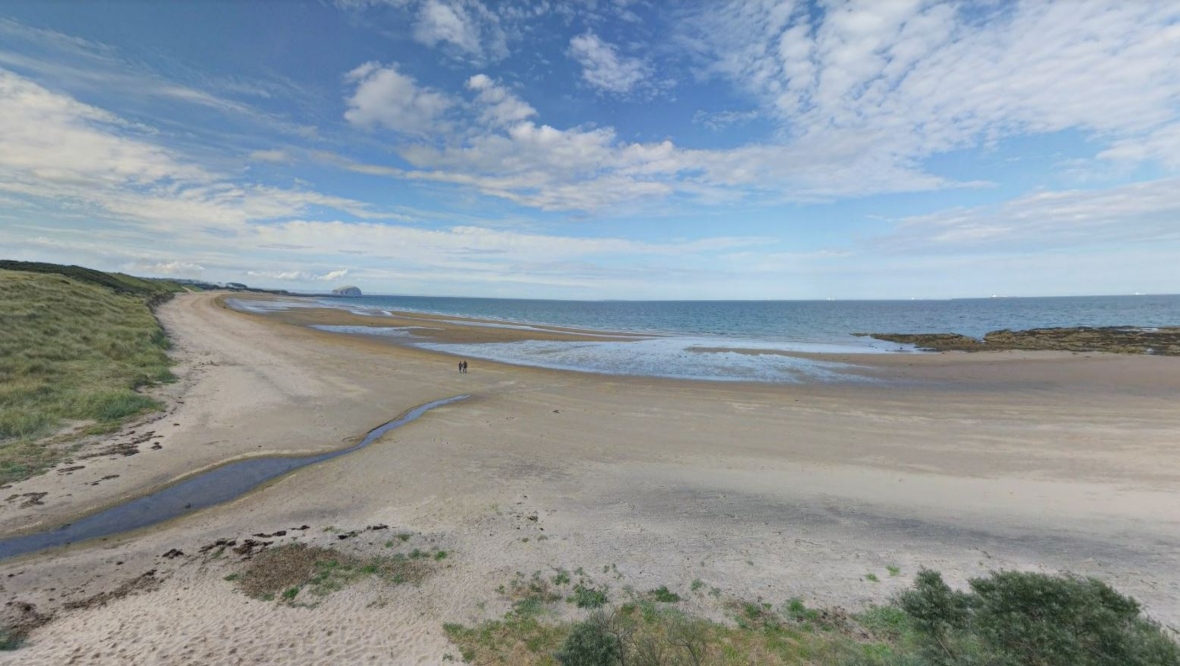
[0,395,469,560]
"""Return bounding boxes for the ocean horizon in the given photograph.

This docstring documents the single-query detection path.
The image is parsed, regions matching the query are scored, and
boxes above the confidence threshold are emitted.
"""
[231,293,1180,384]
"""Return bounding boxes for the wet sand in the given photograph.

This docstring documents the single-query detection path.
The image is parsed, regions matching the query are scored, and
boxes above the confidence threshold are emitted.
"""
[1,291,1178,664]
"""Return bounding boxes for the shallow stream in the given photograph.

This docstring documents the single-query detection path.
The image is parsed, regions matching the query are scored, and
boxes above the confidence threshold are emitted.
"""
[0,395,468,560]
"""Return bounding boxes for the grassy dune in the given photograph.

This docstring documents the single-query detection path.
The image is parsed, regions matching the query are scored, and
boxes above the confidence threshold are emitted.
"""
[0,266,182,483]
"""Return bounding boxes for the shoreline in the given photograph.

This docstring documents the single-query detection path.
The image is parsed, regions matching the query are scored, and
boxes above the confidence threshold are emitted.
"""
[2,291,1179,662]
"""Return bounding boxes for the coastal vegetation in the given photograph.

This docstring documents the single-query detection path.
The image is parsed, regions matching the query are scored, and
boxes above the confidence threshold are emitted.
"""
[229,543,437,604]
[859,327,1180,355]
[444,569,1180,665]
[0,261,184,483]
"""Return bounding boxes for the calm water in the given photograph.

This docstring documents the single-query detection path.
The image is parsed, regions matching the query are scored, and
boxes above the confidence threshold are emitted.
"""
[237,294,1180,383]
[323,294,1180,342]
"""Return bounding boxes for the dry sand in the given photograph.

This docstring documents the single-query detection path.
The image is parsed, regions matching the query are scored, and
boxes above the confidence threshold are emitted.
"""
[2,291,1179,664]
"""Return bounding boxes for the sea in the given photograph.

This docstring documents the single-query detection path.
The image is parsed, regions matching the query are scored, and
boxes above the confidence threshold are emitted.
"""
[238,294,1180,384]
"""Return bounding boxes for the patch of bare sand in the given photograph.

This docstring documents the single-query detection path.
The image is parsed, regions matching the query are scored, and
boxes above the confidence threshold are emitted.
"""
[2,291,1180,664]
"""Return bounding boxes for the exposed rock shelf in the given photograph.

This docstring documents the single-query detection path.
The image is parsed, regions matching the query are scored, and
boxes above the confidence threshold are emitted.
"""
[857,326,1180,355]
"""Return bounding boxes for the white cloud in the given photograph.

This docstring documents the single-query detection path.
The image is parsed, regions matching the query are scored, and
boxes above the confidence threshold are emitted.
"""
[247,268,350,281]
[414,0,481,56]
[343,62,453,134]
[685,1,1180,179]
[568,31,650,94]
[877,178,1180,254]
[342,0,508,62]
[349,111,954,211]
[0,68,211,189]
[126,260,206,275]
[465,74,536,127]
[0,19,314,140]
[0,67,386,238]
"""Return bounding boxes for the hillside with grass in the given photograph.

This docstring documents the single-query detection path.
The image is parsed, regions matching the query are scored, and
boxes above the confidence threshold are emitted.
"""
[0,262,185,483]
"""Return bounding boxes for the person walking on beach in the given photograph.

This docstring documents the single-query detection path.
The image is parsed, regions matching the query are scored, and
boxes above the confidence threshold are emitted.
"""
[458,360,463,373]
[462,360,468,373]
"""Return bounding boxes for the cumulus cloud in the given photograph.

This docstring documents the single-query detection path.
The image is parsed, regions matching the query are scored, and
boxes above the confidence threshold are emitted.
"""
[343,62,452,134]
[465,74,535,127]
[568,31,650,94]
[414,0,482,57]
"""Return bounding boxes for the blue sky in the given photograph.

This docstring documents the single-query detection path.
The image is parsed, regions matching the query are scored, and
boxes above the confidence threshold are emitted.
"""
[1,0,1178,299]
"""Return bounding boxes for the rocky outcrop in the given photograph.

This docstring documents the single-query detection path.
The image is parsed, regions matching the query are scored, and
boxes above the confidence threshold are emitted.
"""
[855,332,985,351]
[331,285,362,297]
[859,327,1180,355]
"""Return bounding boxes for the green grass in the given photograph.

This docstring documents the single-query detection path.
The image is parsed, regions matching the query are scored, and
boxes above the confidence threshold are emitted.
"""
[0,260,184,301]
[0,267,181,483]
[447,598,897,665]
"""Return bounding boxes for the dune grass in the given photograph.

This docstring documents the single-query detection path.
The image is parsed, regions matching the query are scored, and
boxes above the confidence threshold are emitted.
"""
[231,544,435,605]
[0,268,180,483]
[445,570,1180,665]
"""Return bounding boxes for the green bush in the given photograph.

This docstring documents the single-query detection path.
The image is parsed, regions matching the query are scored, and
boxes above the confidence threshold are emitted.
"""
[897,569,1180,666]
[555,611,623,666]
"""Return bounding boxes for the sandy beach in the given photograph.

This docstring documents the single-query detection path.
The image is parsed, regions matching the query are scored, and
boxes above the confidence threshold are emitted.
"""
[2,291,1179,664]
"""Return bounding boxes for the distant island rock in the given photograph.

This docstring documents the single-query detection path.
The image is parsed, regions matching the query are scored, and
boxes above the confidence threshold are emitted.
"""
[332,285,362,297]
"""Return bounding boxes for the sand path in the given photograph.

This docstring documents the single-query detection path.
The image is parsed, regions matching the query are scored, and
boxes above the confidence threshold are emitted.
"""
[2,292,1179,664]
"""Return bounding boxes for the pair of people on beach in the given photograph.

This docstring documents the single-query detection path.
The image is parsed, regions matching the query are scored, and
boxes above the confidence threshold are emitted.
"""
[458,360,468,373]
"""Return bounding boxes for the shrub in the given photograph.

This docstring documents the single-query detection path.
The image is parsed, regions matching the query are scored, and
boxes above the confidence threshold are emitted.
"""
[897,569,1180,666]
[897,569,971,652]
[970,570,1179,666]
[555,611,623,666]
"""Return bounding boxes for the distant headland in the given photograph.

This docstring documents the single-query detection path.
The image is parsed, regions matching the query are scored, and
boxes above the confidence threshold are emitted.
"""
[331,285,362,297]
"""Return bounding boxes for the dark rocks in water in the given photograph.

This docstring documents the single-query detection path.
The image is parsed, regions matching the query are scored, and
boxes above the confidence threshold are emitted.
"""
[858,332,985,351]
[862,326,1180,355]
[331,285,362,297]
